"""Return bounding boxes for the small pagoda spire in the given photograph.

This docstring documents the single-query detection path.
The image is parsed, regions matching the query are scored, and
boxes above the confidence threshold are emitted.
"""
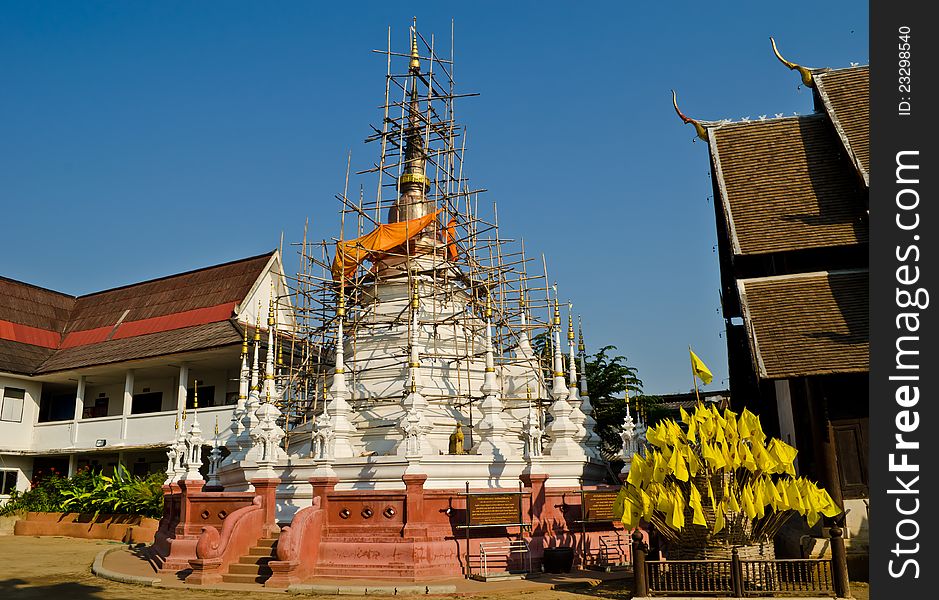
[250,301,262,392]
[672,90,709,141]
[770,37,816,88]
[263,295,276,401]
[325,290,357,459]
[550,288,568,398]
[578,316,588,396]
[567,303,579,398]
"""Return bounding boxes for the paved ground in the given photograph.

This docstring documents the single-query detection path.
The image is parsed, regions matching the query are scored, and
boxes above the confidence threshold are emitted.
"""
[0,535,635,599]
[0,535,869,600]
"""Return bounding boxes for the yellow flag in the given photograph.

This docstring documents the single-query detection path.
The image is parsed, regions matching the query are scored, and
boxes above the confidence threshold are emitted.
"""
[669,487,686,529]
[727,484,741,512]
[640,488,654,519]
[612,486,628,519]
[738,440,757,471]
[713,500,726,533]
[652,451,668,483]
[817,488,843,518]
[690,484,707,526]
[753,441,778,473]
[741,483,757,519]
[621,493,642,529]
[627,454,647,489]
[669,446,689,482]
[690,349,713,384]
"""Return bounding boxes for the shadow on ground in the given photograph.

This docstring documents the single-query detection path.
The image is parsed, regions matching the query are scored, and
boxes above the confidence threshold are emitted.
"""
[0,578,106,600]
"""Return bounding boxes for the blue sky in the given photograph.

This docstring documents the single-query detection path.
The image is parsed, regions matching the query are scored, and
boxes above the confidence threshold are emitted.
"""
[0,2,868,394]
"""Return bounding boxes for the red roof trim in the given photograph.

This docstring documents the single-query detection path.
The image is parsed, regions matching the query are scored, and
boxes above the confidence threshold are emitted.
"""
[4,301,239,351]
[111,302,238,340]
[0,320,61,349]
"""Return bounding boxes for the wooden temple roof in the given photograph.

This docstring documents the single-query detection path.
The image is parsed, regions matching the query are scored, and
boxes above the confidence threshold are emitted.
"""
[738,270,869,379]
[710,114,868,257]
[814,66,870,185]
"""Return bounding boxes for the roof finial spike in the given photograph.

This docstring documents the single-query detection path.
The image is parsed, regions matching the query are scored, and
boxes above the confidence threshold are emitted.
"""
[672,90,708,141]
[770,37,815,88]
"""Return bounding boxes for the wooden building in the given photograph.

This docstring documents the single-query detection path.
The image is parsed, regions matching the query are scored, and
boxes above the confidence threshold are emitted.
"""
[674,48,869,552]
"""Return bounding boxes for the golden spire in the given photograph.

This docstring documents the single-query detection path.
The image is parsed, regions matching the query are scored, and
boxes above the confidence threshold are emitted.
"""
[553,297,560,328]
[193,379,199,410]
[214,415,219,437]
[567,302,575,342]
[411,279,420,310]
[268,295,276,327]
[672,90,708,141]
[485,289,492,319]
[577,316,585,353]
[409,22,421,73]
[254,301,262,342]
[241,320,249,357]
[771,37,815,88]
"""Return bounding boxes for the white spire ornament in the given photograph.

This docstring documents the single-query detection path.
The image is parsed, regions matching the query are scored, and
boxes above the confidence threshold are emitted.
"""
[324,288,358,458]
[544,289,585,458]
[473,291,512,457]
[397,279,431,458]
[182,381,205,481]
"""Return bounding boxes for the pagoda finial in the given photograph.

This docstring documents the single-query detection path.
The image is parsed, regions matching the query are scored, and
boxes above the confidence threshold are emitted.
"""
[770,37,815,88]
[672,90,708,141]
[577,316,585,354]
[409,20,421,73]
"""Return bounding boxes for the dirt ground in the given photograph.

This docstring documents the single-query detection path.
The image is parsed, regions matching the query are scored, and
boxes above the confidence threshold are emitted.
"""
[0,535,633,600]
[0,535,868,600]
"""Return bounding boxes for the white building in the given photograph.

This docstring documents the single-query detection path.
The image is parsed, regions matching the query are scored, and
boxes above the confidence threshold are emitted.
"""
[0,251,293,502]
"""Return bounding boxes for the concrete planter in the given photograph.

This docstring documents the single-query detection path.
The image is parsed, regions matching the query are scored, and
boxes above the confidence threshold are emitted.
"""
[13,511,159,543]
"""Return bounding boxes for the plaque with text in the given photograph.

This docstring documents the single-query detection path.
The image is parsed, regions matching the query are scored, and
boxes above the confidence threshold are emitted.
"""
[467,493,523,526]
[582,490,619,522]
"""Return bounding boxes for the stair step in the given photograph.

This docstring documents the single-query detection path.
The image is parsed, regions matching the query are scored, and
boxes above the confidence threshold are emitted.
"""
[248,546,277,556]
[228,562,272,576]
[222,572,268,585]
[238,555,274,565]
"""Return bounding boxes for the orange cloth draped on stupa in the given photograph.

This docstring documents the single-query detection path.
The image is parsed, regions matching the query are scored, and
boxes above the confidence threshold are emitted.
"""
[331,209,443,281]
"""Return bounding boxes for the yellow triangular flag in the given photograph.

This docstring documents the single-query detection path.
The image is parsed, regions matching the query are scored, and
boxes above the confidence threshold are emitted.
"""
[690,349,713,385]
[690,484,707,526]
[669,446,689,482]
[713,500,726,533]
[627,453,647,489]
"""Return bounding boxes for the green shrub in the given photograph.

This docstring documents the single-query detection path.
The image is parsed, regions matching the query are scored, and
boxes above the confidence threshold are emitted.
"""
[0,465,164,519]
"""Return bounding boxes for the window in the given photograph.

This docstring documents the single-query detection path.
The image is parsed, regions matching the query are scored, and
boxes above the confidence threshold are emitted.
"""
[1,388,25,422]
[38,391,74,422]
[186,386,215,409]
[131,391,164,414]
[1,470,19,495]
[82,397,109,419]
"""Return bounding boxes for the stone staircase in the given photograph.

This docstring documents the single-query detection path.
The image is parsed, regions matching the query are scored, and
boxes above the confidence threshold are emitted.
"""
[222,532,279,584]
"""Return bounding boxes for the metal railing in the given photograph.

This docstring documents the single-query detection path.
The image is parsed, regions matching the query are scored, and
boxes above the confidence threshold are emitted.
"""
[478,540,531,578]
[648,559,734,595]
[631,525,851,598]
[740,558,835,596]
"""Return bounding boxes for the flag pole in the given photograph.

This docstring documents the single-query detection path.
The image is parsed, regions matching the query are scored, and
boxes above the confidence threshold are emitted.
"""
[689,345,701,404]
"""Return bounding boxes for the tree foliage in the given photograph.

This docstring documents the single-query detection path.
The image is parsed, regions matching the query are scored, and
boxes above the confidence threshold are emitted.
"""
[531,332,658,452]
[0,465,164,519]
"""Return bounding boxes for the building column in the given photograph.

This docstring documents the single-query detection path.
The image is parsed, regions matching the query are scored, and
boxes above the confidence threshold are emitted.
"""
[177,364,189,414]
[71,375,86,445]
[67,454,77,477]
[773,379,799,473]
[121,369,135,439]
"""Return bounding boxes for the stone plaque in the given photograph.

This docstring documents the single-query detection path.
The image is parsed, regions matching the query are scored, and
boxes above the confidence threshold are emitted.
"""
[467,493,522,526]
[582,490,619,522]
